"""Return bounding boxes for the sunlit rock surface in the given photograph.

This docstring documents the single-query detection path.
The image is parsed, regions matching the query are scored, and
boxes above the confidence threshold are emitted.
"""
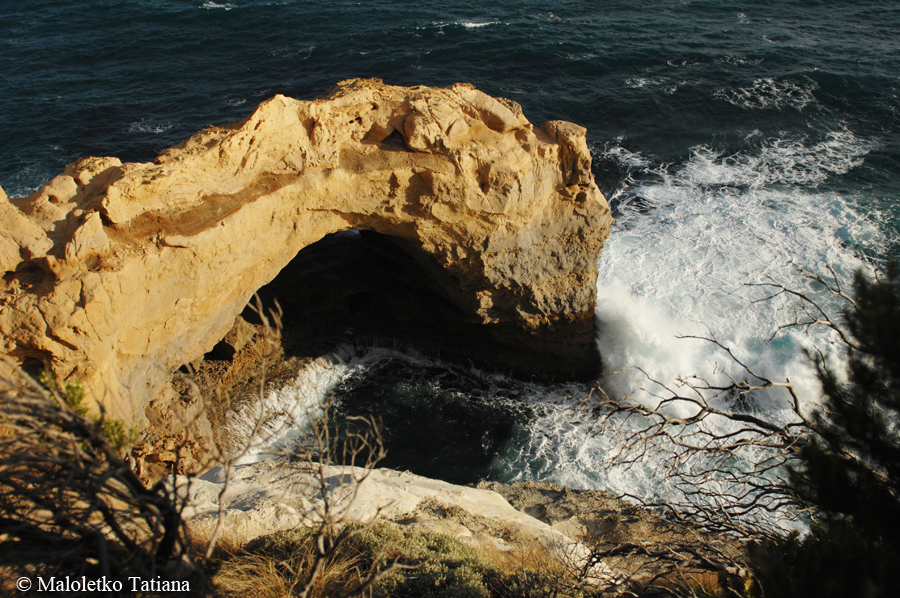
[0,78,612,424]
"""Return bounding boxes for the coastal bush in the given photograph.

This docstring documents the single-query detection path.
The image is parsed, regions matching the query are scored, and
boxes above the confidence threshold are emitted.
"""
[740,520,899,598]
[213,522,577,598]
[743,262,900,597]
[0,359,202,595]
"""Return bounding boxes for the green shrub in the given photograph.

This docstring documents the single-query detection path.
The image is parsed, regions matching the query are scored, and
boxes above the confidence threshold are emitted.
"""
[39,370,137,452]
[234,523,570,598]
[358,525,490,598]
[739,520,900,598]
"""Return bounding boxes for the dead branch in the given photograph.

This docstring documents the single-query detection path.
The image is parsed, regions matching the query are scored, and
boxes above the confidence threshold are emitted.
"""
[277,398,394,598]
[579,267,875,595]
[0,358,198,587]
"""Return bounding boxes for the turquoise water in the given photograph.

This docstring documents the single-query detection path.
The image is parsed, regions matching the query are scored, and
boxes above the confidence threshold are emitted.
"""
[4,1,899,514]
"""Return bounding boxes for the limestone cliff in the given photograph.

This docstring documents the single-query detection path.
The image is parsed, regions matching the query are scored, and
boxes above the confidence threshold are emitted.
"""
[0,78,612,424]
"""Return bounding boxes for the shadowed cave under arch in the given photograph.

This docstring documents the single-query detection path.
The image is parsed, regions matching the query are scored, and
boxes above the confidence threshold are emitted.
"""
[240,228,540,374]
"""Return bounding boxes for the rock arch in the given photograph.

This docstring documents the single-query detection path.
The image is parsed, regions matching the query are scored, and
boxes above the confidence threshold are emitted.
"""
[0,79,612,424]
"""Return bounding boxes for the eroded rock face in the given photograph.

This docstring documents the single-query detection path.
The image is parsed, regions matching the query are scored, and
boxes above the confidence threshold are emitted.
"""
[0,78,612,424]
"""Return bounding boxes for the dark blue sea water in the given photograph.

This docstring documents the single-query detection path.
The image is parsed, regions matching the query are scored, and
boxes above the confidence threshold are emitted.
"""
[4,1,899,515]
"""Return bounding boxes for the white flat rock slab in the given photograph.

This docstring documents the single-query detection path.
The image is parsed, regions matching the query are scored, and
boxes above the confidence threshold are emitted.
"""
[173,460,592,564]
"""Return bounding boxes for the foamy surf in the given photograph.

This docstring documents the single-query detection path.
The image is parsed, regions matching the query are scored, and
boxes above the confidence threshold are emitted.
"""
[226,352,352,464]
[457,20,500,28]
[127,119,176,134]
[715,76,820,111]
[594,127,884,407]
[200,1,236,11]
[226,347,442,464]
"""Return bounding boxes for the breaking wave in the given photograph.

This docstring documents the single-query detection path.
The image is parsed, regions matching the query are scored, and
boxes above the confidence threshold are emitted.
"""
[200,1,236,11]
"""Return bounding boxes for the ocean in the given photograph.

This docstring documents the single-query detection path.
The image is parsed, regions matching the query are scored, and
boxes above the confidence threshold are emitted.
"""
[3,0,899,524]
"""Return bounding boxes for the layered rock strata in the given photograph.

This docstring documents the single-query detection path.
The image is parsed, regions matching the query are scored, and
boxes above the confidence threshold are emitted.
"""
[0,78,612,424]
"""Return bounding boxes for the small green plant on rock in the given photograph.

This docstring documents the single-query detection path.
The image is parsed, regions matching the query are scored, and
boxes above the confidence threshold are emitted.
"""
[39,370,137,452]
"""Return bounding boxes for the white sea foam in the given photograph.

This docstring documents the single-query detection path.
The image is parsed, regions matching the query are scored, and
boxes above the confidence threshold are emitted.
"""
[226,352,354,463]
[226,346,438,463]
[623,76,679,94]
[594,131,882,402]
[716,55,762,67]
[201,1,236,10]
[457,20,500,29]
[127,119,175,134]
[428,19,500,30]
[625,77,668,89]
[3,164,58,199]
[715,77,819,111]
[681,129,874,188]
[666,58,702,68]
[599,142,651,170]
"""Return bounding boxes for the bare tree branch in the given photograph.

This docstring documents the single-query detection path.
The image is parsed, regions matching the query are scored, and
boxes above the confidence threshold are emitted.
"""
[578,266,879,595]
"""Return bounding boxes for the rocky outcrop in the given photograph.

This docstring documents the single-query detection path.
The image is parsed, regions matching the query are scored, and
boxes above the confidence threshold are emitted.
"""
[0,78,612,425]
[178,461,603,571]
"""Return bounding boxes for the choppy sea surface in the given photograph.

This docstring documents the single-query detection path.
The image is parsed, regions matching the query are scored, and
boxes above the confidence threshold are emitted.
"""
[4,1,899,522]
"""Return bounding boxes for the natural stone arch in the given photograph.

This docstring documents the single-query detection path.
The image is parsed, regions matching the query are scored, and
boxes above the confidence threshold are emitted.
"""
[0,79,612,425]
